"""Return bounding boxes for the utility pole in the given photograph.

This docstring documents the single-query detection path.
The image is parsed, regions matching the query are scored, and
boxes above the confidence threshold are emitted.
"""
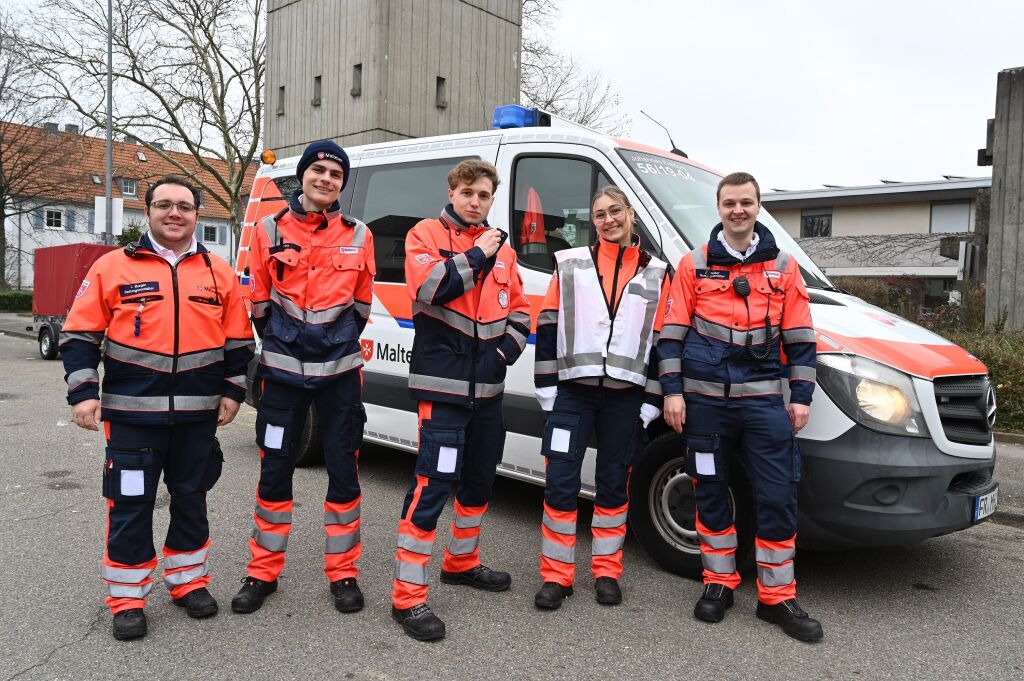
[105,0,113,245]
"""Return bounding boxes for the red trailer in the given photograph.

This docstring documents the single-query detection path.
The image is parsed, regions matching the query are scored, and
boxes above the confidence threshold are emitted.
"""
[31,243,117,359]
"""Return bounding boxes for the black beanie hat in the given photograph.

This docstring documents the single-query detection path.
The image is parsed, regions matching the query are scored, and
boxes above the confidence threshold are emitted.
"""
[296,140,351,190]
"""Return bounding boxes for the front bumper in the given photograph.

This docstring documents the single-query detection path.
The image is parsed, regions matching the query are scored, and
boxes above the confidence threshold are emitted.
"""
[797,423,997,549]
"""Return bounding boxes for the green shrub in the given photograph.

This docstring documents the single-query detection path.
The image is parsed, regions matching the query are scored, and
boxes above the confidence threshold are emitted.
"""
[0,290,33,312]
[944,330,1024,433]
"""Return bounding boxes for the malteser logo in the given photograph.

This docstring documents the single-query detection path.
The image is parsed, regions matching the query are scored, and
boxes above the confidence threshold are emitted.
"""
[361,339,374,362]
[317,151,325,159]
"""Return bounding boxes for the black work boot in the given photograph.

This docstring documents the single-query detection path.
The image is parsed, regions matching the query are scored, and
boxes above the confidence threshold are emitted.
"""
[231,576,278,614]
[756,599,824,642]
[693,583,734,623]
[173,587,219,619]
[330,578,364,613]
[392,603,446,642]
[112,608,147,641]
[594,577,622,605]
[440,564,511,592]
[534,582,573,610]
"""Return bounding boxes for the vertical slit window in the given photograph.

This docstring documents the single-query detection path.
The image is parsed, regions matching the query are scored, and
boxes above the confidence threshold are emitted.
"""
[351,64,362,97]
[276,85,285,115]
[435,76,448,109]
[312,75,322,106]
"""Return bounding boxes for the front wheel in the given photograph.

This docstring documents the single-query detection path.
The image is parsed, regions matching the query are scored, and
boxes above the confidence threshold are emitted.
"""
[628,430,754,579]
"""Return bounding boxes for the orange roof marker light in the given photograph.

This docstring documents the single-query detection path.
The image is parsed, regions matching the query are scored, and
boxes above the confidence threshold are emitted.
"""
[260,149,277,165]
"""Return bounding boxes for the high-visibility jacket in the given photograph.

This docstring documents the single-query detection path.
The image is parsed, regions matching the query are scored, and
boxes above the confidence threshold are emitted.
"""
[520,187,547,255]
[535,238,670,406]
[405,205,531,406]
[658,222,816,404]
[61,234,254,425]
[248,193,375,388]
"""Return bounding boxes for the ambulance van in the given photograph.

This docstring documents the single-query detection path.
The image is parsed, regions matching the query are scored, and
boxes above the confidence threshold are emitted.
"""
[236,105,999,577]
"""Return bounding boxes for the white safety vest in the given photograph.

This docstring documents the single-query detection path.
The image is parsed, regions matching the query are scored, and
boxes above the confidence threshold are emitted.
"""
[554,246,667,387]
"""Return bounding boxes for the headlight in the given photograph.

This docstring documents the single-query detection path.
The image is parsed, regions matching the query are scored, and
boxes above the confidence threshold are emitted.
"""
[816,355,929,437]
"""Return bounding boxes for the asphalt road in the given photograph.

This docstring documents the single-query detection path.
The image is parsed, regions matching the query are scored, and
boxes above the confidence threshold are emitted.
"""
[2,330,1024,681]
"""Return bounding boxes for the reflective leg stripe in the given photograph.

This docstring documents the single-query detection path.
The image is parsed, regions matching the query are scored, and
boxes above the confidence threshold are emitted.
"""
[590,509,628,529]
[758,562,795,587]
[591,502,628,579]
[393,478,436,608]
[754,535,797,604]
[326,529,361,554]
[162,541,212,597]
[541,537,576,564]
[699,531,738,550]
[394,559,430,585]
[252,527,288,552]
[755,547,795,564]
[256,506,293,525]
[102,565,154,583]
[702,551,737,575]
[324,506,360,527]
[442,501,486,572]
[108,583,154,599]
[102,555,157,603]
[695,510,741,589]
[164,563,209,587]
[398,533,435,555]
[324,496,363,580]
[591,535,625,556]
[543,509,577,535]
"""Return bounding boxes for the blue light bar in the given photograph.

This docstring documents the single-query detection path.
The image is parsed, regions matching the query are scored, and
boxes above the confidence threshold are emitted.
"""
[492,104,540,129]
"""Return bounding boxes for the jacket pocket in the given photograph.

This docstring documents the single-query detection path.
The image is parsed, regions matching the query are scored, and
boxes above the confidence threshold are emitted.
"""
[683,340,725,366]
[332,251,366,272]
[265,312,300,343]
[685,431,724,482]
[203,437,225,491]
[103,448,156,502]
[415,425,465,481]
[542,412,582,463]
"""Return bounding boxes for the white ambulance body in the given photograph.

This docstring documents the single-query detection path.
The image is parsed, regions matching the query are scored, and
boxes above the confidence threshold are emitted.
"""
[238,108,998,577]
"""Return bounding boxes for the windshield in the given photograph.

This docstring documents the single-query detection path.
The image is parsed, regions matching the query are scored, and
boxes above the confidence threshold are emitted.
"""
[618,149,833,289]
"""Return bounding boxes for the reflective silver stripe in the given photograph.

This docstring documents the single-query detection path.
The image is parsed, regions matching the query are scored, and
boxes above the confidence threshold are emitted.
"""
[699,532,738,550]
[398,533,434,555]
[260,350,362,377]
[789,366,817,382]
[324,507,360,526]
[354,301,371,318]
[104,341,173,372]
[774,250,792,273]
[164,563,208,586]
[256,506,293,525]
[682,379,783,398]
[781,328,816,344]
[408,373,504,398]
[227,374,247,388]
[693,316,778,346]
[690,247,707,269]
[477,319,508,340]
[543,513,576,535]
[271,288,353,324]
[108,582,153,599]
[394,559,429,585]
[250,300,271,319]
[756,547,795,564]
[538,310,558,326]
[349,219,368,248]
[412,301,476,336]
[67,368,100,391]
[418,261,449,303]
[541,537,575,563]
[645,378,663,396]
[225,339,255,351]
[508,311,530,327]
[659,358,682,374]
[325,529,361,554]
[506,325,528,349]
[101,393,220,411]
[177,348,225,372]
[661,324,688,342]
[592,535,625,556]
[252,527,288,552]
[453,514,483,529]
[61,330,104,346]
[163,547,209,570]
[176,395,223,410]
[535,360,559,375]
[591,512,627,529]
[701,551,736,575]
[260,215,278,242]
[758,561,795,587]
[446,536,478,556]
[452,252,475,292]
[102,565,152,583]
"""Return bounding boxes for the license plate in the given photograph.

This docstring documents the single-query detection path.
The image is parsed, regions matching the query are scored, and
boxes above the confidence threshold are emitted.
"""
[973,487,998,522]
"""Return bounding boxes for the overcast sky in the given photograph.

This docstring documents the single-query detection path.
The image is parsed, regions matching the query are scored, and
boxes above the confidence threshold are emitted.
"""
[550,0,1022,190]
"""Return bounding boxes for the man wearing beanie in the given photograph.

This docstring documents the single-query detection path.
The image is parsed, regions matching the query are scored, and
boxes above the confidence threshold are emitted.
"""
[232,139,376,616]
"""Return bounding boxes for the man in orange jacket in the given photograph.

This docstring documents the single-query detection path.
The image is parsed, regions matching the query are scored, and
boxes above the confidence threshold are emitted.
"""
[390,160,530,642]
[62,174,254,641]
[232,140,376,616]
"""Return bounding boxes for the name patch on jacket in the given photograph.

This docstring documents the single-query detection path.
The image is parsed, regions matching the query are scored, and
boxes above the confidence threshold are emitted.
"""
[119,282,160,297]
[764,270,781,279]
[339,246,360,254]
[695,269,730,280]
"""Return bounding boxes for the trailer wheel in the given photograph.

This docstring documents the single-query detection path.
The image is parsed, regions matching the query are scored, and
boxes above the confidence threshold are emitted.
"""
[628,430,754,579]
[38,325,59,360]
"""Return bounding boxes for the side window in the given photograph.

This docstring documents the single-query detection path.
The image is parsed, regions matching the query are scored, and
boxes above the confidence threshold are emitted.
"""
[350,157,474,283]
[511,156,600,272]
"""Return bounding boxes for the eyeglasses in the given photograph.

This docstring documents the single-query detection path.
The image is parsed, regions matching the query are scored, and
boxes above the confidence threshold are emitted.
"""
[592,204,627,223]
[149,200,197,214]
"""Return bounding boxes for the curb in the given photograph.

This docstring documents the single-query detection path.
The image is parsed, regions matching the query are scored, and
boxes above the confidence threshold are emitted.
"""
[995,431,1024,446]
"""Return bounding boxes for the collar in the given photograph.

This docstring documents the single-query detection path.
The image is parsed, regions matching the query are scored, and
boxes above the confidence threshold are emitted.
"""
[706,222,779,266]
[288,191,341,223]
[144,231,198,262]
[716,230,759,261]
[440,203,489,236]
[595,233,640,257]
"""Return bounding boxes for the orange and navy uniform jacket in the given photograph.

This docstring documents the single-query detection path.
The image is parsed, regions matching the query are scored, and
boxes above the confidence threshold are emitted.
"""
[405,204,531,406]
[535,236,671,410]
[658,222,816,405]
[248,192,375,388]
[61,235,255,425]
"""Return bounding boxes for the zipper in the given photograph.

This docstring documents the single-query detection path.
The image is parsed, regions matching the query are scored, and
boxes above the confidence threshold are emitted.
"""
[597,243,627,383]
[169,262,180,424]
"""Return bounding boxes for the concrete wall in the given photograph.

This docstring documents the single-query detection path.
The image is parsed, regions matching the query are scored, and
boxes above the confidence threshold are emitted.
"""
[765,201,975,239]
[266,0,521,158]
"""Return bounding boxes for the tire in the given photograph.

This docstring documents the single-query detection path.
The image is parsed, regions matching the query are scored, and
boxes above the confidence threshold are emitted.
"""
[294,402,324,468]
[628,430,755,580]
[38,325,59,360]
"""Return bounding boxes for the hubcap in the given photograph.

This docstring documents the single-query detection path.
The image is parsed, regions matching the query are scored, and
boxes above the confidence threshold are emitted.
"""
[647,457,735,555]
[41,333,53,356]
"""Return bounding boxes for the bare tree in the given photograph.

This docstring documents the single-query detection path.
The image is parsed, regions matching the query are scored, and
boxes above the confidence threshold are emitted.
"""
[520,0,630,134]
[29,0,265,244]
[0,10,88,289]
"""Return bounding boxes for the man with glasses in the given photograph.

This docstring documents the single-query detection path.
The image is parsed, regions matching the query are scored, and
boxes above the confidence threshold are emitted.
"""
[61,174,254,640]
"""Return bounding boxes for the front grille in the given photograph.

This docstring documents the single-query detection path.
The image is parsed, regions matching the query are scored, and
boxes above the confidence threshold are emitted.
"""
[933,375,994,445]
